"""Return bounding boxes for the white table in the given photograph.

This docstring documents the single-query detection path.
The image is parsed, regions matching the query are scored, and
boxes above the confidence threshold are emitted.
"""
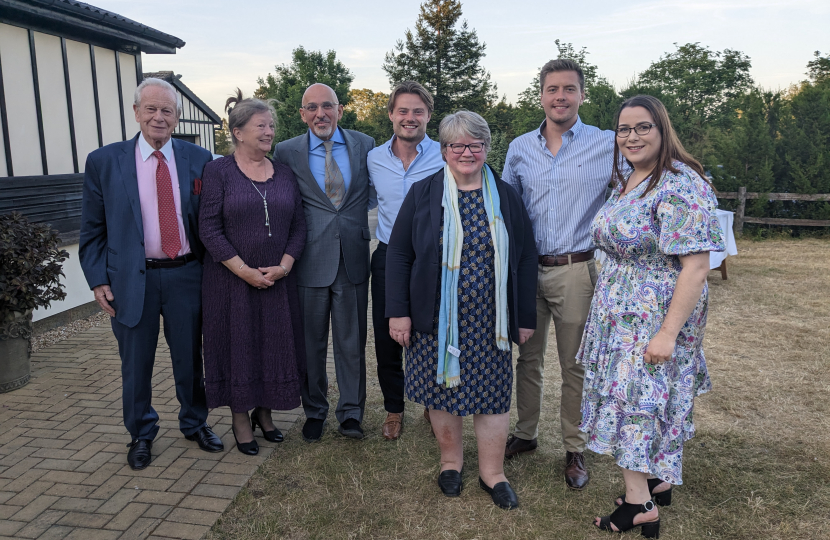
[710,209,738,277]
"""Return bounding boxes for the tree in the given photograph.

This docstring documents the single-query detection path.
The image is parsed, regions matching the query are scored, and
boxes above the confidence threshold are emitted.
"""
[214,119,231,156]
[807,50,830,85]
[625,43,754,162]
[383,0,497,135]
[256,46,357,142]
[346,88,392,144]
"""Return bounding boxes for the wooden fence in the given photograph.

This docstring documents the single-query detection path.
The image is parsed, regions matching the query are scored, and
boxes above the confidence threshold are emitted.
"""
[715,187,830,236]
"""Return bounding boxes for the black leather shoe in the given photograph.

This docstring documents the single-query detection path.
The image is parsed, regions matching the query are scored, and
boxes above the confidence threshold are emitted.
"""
[338,418,364,439]
[231,425,258,456]
[185,425,224,453]
[127,439,152,470]
[479,477,519,510]
[438,469,463,497]
[302,418,325,442]
[251,407,284,443]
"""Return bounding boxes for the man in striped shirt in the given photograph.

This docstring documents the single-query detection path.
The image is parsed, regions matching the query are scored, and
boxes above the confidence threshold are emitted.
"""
[501,59,615,490]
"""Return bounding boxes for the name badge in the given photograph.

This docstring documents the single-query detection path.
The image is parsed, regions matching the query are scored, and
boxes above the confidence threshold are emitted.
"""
[447,345,461,357]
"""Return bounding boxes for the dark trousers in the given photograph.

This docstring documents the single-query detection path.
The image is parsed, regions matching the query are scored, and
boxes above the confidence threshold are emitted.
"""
[371,242,405,413]
[299,255,368,424]
[111,260,208,441]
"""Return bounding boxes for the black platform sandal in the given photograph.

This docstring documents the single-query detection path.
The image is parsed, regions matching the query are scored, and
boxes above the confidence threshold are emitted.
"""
[597,500,660,538]
[251,407,284,443]
[616,478,672,507]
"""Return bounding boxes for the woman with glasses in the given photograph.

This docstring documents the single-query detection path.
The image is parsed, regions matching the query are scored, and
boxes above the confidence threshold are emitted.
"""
[385,110,537,510]
[577,95,724,537]
[199,90,307,455]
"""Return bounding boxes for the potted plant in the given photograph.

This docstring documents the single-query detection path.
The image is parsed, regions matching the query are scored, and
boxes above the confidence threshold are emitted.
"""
[0,212,68,393]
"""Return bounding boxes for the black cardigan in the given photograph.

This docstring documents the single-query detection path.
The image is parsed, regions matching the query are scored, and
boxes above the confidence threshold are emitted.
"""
[385,169,538,343]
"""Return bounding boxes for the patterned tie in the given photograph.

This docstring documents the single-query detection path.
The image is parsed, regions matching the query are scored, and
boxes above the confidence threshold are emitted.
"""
[153,150,181,259]
[323,140,345,208]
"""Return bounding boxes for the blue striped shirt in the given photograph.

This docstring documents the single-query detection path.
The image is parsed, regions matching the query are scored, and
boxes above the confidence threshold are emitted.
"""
[502,117,616,255]
[368,134,445,244]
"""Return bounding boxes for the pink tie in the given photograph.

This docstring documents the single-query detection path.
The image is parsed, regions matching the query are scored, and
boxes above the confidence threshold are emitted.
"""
[153,150,181,259]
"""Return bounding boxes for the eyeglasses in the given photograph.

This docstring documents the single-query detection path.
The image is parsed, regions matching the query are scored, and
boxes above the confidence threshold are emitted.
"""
[302,102,339,113]
[446,143,485,154]
[615,123,656,138]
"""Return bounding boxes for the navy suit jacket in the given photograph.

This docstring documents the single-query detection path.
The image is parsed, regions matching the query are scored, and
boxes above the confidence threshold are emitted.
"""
[79,134,212,328]
[385,169,538,343]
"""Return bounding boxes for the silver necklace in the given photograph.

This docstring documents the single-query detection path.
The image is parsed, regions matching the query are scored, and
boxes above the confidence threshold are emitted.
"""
[248,180,271,237]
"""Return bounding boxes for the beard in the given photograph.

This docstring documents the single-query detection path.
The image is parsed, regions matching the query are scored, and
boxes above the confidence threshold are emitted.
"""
[311,122,334,139]
[395,124,425,142]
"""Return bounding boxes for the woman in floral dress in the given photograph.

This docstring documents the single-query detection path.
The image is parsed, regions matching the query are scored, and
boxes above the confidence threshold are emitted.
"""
[578,95,724,537]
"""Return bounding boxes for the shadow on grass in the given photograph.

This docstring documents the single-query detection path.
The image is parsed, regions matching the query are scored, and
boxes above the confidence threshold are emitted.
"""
[208,395,830,540]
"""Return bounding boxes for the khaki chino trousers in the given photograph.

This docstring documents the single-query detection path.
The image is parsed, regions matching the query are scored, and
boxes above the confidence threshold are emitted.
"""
[514,259,597,452]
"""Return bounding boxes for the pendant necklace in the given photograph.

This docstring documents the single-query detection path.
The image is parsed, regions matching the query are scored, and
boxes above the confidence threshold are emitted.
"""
[248,179,271,237]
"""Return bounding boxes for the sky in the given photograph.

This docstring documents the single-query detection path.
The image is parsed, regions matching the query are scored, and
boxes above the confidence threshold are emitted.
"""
[92,0,830,118]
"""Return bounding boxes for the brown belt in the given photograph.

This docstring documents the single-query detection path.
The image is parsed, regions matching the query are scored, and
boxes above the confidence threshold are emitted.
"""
[538,251,594,267]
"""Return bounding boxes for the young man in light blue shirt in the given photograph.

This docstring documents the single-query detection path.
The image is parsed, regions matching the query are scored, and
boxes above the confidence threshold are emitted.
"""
[368,81,444,440]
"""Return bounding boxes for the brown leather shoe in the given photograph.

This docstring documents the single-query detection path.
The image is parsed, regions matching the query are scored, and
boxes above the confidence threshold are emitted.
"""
[382,412,404,440]
[564,451,589,490]
[504,434,538,459]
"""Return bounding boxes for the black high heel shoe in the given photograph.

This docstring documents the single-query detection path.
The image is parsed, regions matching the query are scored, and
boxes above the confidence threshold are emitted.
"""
[597,500,660,538]
[616,478,672,507]
[231,424,259,456]
[251,407,284,443]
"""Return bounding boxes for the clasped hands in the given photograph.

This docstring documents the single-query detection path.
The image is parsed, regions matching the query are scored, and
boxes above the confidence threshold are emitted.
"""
[239,265,288,289]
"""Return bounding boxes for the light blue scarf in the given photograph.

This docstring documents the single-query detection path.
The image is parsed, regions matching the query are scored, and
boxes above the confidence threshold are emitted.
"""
[436,164,510,388]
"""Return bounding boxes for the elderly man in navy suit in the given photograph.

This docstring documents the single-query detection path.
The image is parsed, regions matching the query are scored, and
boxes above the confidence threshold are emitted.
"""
[80,78,223,470]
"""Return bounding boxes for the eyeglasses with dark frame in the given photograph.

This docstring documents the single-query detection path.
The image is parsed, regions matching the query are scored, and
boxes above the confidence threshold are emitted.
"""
[615,123,657,138]
[301,102,339,113]
[445,143,485,154]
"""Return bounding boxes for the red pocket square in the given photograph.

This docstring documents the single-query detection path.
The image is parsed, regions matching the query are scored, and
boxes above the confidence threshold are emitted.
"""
[193,178,202,195]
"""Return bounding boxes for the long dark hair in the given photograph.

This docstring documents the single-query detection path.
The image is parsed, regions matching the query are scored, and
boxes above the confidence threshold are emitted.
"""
[612,95,710,196]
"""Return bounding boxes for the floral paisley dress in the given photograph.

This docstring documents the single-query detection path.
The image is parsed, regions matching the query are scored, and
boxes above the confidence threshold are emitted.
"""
[577,161,725,484]
[405,188,513,416]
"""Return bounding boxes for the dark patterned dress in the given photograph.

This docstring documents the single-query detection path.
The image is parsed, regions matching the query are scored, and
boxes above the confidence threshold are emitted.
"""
[405,188,512,416]
[199,155,307,414]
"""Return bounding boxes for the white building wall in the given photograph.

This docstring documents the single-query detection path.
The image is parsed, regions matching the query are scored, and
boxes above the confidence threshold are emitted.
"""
[34,32,75,175]
[65,39,99,172]
[93,46,122,145]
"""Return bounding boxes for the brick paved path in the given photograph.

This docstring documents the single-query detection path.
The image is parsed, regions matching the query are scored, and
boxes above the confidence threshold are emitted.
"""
[0,324,333,540]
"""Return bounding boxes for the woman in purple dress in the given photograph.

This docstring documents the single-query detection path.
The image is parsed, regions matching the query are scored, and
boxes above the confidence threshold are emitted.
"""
[199,90,306,455]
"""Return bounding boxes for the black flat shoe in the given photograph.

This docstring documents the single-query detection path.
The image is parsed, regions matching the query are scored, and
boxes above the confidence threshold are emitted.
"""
[616,478,672,507]
[251,407,284,443]
[597,500,661,538]
[126,439,152,470]
[302,418,325,442]
[338,418,364,439]
[231,425,259,456]
[479,477,519,510]
[438,468,463,497]
[184,425,224,453]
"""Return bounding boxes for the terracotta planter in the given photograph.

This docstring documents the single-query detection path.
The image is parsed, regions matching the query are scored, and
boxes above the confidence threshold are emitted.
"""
[0,309,33,393]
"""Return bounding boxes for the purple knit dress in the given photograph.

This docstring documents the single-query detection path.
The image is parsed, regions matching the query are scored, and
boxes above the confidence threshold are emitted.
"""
[199,155,307,413]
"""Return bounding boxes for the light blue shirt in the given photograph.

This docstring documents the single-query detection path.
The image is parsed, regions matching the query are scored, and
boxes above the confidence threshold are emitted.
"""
[502,117,616,255]
[368,134,445,244]
[308,127,352,194]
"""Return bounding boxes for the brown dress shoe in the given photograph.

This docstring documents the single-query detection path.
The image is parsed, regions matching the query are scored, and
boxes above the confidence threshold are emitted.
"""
[382,412,404,440]
[504,434,538,459]
[564,451,589,490]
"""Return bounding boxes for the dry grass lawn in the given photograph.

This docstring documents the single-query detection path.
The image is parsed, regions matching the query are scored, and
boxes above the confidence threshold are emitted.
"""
[207,239,830,540]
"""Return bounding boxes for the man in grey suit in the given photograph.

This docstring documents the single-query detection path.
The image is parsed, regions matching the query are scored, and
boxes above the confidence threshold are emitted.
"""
[273,83,375,441]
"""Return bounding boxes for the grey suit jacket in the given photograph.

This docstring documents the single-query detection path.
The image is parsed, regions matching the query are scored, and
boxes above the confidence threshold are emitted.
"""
[273,128,375,287]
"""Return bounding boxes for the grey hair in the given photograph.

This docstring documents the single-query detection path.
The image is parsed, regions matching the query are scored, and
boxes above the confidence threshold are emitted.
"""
[224,88,277,149]
[438,110,491,157]
[134,78,182,116]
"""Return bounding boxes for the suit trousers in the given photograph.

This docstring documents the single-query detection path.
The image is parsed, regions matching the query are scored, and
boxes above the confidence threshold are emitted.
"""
[110,260,208,441]
[299,254,368,424]
[370,242,405,413]
[513,259,597,452]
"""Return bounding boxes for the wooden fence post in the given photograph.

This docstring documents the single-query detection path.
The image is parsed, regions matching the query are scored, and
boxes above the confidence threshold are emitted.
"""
[735,186,746,237]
